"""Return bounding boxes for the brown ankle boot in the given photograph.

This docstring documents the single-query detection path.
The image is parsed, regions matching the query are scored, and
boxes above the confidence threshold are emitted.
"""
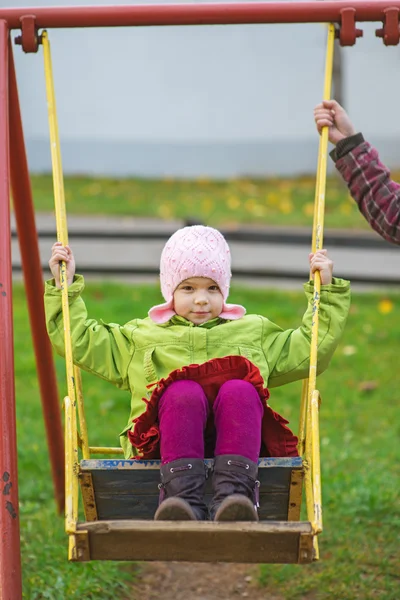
[209,455,259,522]
[154,458,208,521]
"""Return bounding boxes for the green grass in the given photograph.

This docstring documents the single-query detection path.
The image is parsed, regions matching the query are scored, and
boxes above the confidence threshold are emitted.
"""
[27,172,400,230]
[14,281,400,599]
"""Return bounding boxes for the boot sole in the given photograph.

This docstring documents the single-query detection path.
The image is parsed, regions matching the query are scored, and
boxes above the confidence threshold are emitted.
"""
[154,497,197,521]
[215,495,259,522]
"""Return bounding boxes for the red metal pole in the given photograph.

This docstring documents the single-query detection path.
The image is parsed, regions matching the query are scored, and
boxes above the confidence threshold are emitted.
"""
[0,1,399,29]
[0,19,23,600]
[9,41,65,514]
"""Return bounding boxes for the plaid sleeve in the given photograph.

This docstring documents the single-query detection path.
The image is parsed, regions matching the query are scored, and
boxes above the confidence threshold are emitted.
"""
[335,141,400,245]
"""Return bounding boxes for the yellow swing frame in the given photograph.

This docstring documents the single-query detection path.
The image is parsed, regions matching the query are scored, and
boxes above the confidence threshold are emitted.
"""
[42,24,335,563]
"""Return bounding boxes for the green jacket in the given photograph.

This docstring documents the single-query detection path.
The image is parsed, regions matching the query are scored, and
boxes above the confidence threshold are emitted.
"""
[45,275,351,458]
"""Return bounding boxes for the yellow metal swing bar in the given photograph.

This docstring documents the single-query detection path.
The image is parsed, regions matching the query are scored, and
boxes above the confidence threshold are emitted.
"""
[43,24,334,563]
[299,23,336,557]
[43,32,121,464]
[43,31,92,560]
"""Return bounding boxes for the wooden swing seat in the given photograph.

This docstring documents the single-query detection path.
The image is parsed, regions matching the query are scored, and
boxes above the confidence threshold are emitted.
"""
[74,456,314,563]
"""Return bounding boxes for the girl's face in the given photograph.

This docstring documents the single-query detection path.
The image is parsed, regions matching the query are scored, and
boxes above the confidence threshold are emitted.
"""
[173,277,223,325]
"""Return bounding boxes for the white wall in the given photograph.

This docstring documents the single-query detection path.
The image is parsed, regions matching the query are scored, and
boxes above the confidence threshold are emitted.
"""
[11,0,400,176]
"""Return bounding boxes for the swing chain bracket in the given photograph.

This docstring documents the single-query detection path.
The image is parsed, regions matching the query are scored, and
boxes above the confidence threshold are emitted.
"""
[335,8,363,46]
[375,8,400,46]
[14,15,42,53]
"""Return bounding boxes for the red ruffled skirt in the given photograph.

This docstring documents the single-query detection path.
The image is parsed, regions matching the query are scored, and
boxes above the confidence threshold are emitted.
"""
[128,355,299,459]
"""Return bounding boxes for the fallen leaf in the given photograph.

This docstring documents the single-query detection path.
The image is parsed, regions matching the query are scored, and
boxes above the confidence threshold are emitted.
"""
[226,196,240,210]
[266,192,279,206]
[358,381,378,392]
[280,199,294,214]
[342,345,357,356]
[303,202,315,217]
[340,202,352,215]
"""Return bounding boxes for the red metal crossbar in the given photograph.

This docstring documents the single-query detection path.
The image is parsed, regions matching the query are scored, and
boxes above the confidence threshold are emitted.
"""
[1,1,400,29]
[7,1,400,51]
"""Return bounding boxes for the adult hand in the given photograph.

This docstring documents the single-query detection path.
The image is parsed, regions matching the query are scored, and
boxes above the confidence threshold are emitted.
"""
[314,100,356,145]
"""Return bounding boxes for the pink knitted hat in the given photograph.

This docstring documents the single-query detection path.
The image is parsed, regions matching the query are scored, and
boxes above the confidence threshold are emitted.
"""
[148,225,246,324]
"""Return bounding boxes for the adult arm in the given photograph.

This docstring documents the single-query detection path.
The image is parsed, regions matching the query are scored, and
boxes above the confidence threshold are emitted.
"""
[333,135,400,245]
[314,101,400,245]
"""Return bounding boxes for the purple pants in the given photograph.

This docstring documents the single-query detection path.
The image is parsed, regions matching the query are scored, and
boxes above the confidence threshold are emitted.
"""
[158,379,264,465]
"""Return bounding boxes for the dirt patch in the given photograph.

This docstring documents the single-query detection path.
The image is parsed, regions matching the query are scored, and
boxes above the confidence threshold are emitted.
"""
[131,562,283,600]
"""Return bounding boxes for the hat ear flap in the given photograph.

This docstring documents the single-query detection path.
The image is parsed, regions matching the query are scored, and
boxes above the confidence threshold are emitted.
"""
[148,298,176,324]
[219,302,246,320]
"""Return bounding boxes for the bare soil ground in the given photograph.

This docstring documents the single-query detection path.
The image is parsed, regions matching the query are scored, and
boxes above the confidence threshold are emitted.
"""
[131,562,283,600]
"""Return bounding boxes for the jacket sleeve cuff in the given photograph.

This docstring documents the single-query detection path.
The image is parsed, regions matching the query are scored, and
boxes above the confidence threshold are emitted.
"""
[330,133,365,162]
[304,277,351,294]
[44,274,85,297]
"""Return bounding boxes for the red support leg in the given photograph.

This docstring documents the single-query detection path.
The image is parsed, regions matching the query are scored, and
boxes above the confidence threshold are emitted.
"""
[0,20,23,600]
[9,41,65,513]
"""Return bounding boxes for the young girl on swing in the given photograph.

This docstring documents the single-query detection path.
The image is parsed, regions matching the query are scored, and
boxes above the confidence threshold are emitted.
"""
[45,225,350,522]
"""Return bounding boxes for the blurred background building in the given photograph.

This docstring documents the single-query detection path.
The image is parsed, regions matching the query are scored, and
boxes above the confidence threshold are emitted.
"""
[13,0,400,178]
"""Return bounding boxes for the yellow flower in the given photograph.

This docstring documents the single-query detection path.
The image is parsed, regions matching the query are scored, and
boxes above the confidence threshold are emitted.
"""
[378,299,394,314]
